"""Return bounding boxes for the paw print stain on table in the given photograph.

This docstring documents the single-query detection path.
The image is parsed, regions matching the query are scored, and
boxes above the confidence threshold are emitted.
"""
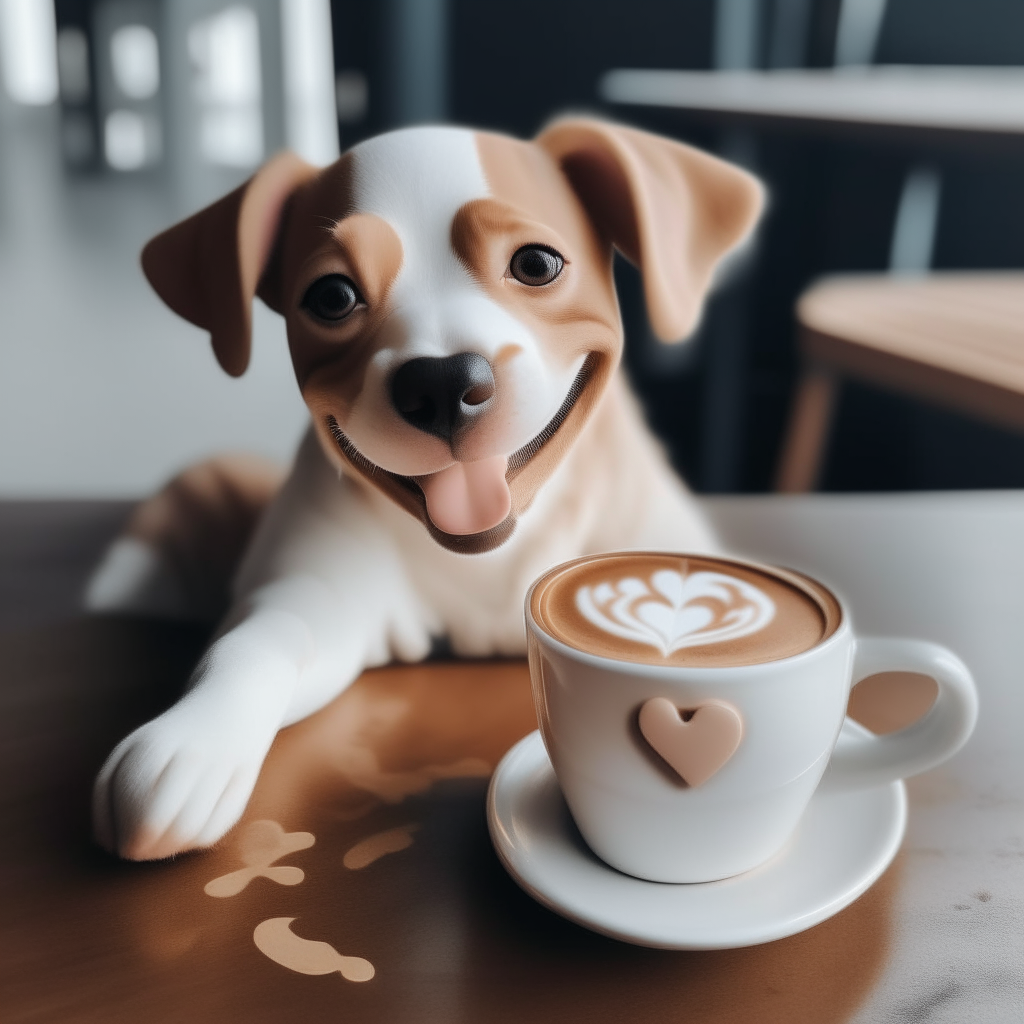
[343,824,420,869]
[253,918,375,982]
[204,818,423,983]
[204,820,314,897]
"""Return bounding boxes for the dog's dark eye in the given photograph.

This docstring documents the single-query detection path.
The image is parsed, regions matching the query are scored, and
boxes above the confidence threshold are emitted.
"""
[302,275,361,321]
[510,245,564,286]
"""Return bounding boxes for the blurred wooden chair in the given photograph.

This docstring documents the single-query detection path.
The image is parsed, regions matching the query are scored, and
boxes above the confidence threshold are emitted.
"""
[775,273,1024,492]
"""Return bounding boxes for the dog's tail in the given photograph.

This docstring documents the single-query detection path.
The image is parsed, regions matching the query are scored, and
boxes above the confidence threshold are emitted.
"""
[84,455,287,623]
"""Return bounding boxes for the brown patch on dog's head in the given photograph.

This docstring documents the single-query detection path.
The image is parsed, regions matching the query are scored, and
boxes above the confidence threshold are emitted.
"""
[282,210,404,406]
[536,118,765,342]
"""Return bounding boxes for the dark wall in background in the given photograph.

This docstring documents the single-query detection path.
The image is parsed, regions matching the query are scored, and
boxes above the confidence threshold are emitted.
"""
[876,0,1024,66]
[449,0,715,137]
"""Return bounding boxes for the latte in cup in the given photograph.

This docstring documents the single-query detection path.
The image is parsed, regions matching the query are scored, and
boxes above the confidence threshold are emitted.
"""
[530,553,841,668]
[525,551,977,883]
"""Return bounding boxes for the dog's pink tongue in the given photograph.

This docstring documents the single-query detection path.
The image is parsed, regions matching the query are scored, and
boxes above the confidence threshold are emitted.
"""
[417,455,511,535]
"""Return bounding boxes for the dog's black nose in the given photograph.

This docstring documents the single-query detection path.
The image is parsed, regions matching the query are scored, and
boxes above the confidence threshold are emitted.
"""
[391,352,496,444]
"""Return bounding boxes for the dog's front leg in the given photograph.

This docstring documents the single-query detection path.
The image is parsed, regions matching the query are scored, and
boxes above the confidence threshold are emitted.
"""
[92,439,434,861]
[93,533,431,861]
[91,603,314,861]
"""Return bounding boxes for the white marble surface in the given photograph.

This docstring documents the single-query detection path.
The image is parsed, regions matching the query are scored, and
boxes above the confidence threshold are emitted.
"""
[706,492,1024,1022]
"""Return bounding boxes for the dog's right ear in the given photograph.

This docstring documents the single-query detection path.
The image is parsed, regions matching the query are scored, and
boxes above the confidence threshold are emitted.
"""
[537,118,764,344]
[141,152,317,376]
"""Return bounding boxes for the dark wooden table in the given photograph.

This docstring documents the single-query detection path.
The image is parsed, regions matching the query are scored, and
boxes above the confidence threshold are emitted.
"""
[1,497,1019,1022]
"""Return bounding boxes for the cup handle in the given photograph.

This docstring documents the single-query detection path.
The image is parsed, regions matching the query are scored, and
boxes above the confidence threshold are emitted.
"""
[827,638,978,789]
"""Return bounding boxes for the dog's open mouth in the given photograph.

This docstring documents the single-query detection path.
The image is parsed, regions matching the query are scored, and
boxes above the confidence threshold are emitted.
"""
[325,353,598,553]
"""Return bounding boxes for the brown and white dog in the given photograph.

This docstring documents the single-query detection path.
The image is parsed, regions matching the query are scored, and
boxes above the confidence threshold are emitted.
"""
[88,119,762,860]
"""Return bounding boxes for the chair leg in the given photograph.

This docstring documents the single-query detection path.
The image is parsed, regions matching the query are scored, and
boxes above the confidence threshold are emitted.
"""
[775,367,838,493]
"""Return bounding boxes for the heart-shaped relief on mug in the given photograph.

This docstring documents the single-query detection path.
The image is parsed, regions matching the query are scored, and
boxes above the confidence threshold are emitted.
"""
[638,697,743,787]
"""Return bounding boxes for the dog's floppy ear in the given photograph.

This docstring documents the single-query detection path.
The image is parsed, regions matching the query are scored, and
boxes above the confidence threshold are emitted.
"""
[537,118,764,343]
[141,151,317,376]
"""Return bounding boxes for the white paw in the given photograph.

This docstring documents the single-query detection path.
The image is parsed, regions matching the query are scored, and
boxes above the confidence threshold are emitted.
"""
[93,699,279,861]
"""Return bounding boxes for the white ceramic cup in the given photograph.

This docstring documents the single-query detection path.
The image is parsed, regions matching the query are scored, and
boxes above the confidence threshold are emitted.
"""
[526,553,978,883]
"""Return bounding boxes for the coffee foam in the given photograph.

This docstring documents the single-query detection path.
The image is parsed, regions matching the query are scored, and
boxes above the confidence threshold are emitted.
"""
[531,554,841,668]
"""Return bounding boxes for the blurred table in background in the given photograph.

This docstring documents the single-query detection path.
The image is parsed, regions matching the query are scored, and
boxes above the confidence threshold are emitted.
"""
[601,66,1024,149]
[776,272,1024,491]
[1,493,1023,1023]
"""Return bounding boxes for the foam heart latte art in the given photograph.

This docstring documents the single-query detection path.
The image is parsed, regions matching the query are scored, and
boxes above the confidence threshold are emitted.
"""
[576,568,775,656]
[530,554,841,668]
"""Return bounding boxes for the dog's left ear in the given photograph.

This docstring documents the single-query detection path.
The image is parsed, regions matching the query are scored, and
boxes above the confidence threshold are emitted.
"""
[141,151,317,376]
[537,118,764,343]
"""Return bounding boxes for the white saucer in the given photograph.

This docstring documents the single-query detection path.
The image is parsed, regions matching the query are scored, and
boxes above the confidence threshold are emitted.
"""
[487,724,906,949]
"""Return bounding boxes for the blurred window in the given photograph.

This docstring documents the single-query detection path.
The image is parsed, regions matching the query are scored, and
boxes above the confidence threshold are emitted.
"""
[188,4,264,168]
[94,0,162,172]
[104,107,160,170]
[0,0,58,105]
[110,23,159,100]
[281,0,339,165]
